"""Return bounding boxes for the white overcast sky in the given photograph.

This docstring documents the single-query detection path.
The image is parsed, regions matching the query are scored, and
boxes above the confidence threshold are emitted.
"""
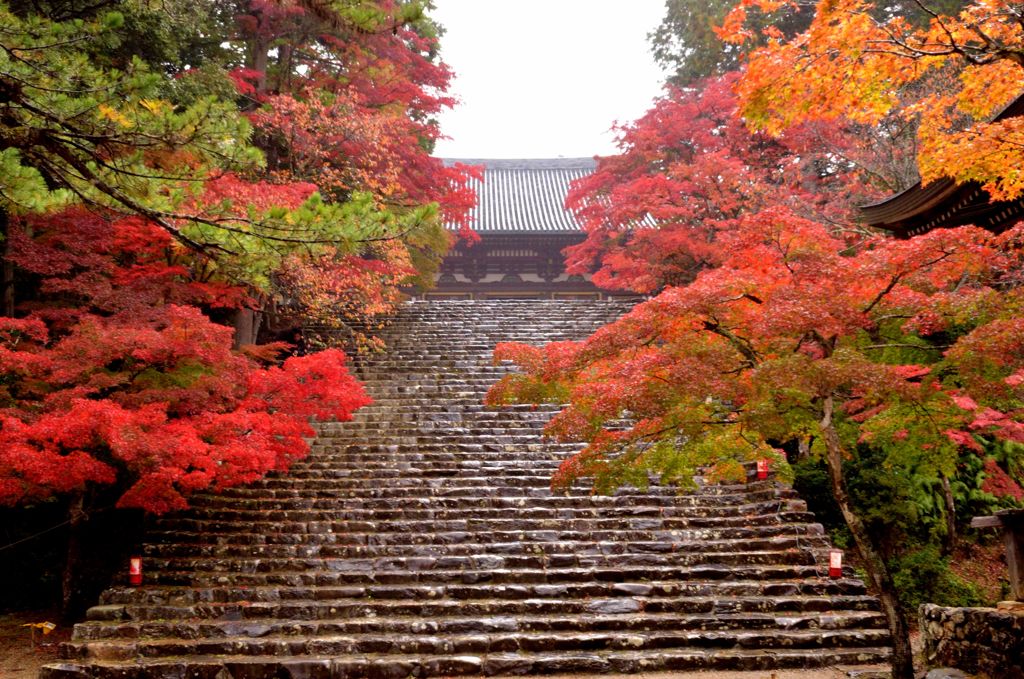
[431,1,669,159]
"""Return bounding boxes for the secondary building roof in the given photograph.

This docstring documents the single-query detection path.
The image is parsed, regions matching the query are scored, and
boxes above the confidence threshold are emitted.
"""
[860,93,1024,238]
[443,158,596,233]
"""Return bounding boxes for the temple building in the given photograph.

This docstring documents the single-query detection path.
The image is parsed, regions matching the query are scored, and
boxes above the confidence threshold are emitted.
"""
[423,158,629,299]
[861,94,1024,238]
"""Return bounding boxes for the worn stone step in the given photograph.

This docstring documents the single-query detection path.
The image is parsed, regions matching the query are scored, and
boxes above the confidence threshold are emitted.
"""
[41,646,893,679]
[170,497,811,520]
[319,419,551,429]
[189,485,799,506]
[140,547,825,577]
[246,468,556,480]
[119,563,854,588]
[190,482,796,499]
[74,610,888,642]
[219,474,776,493]
[72,593,883,623]
[142,534,832,560]
[96,578,869,610]
[153,511,823,535]
[145,522,827,547]
[298,446,579,457]
[62,628,894,662]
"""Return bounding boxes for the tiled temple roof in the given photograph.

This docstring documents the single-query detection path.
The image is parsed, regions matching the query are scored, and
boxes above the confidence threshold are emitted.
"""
[443,158,597,233]
[860,92,1024,238]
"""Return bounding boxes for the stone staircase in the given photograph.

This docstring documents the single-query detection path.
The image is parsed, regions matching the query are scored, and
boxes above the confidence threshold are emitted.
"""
[42,299,892,678]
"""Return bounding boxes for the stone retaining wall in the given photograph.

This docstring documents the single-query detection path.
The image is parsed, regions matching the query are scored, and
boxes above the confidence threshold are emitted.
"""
[921,603,1024,678]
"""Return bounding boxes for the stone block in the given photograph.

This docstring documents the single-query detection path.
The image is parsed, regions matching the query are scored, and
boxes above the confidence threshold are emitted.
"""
[86,605,127,622]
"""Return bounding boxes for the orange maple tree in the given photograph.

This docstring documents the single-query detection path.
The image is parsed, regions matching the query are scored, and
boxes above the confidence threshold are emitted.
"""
[721,0,1024,199]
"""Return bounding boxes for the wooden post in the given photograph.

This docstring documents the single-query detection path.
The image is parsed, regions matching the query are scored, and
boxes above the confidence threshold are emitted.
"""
[971,508,1024,601]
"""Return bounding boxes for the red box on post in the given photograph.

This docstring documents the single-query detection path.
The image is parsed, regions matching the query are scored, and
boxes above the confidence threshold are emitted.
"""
[828,550,843,578]
[129,557,142,586]
[756,459,769,480]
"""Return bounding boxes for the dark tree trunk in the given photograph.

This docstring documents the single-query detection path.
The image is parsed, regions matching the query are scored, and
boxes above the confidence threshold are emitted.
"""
[797,436,812,462]
[232,308,262,349]
[276,43,293,92]
[820,397,915,679]
[61,492,87,623]
[1,208,14,317]
[248,31,270,95]
[940,474,957,556]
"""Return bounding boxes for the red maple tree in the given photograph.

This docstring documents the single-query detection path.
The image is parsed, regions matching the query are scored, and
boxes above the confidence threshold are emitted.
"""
[489,210,1024,677]
[0,206,372,615]
[563,74,870,293]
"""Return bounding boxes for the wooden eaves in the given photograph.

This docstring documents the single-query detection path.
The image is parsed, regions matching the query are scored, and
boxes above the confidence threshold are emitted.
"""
[860,92,1024,238]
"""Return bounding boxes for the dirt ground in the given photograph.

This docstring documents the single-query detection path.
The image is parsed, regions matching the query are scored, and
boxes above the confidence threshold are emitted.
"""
[0,610,69,679]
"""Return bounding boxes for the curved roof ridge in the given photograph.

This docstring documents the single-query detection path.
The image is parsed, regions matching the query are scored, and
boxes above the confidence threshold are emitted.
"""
[860,90,1024,237]
[443,157,598,233]
[442,157,598,171]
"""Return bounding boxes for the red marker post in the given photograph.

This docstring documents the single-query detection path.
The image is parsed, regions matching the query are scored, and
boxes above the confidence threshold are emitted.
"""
[828,549,843,578]
[756,459,769,480]
[129,557,142,586]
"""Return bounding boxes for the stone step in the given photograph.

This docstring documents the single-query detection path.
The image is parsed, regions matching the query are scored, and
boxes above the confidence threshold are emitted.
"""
[96,578,869,608]
[70,593,883,623]
[142,534,833,560]
[189,486,798,505]
[73,610,889,642]
[227,467,564,480]
[167,502,812,523]
[314,427,555,437]
[154,511,823,535]
[276,466,584,479]
[299,444,580,455]
[62,628,894,662]
[138,549,826,579]
[177,474,772,491]
[291,454,573,464]
[138,563,856,588]
[145,523,827,546]
[328,405,562,415]
[175,492,807,510]
[333,412,557,421]
[307,431,575,441]
[41,646,893,678]
[325,411,578,419]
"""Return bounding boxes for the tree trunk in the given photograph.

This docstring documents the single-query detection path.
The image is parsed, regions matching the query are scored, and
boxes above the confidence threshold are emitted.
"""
[232,308,262,349]
[797,436,812,462]
[940,474,957,556]
[276,43,293,93]
[1,208,14,317]
[249,32,270,95]
[820,396,915,679]
[61,492,87,623]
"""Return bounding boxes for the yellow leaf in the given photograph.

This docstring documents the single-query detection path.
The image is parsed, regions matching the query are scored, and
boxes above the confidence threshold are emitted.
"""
[140,99,168,115]
[98,104,134,128]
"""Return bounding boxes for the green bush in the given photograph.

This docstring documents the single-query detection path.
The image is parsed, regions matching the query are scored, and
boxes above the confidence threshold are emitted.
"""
[890,546,984,615]
[792,453,989,619]
[791,457,845,533]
